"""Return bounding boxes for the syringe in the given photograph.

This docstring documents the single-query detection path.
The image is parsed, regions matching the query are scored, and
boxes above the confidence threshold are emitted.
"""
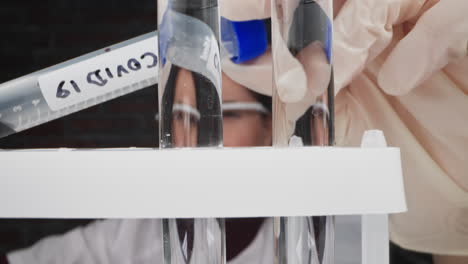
[0,31,159,139]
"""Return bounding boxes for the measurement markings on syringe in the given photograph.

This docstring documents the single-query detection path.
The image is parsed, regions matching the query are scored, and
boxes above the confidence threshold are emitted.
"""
[2,79,158,131]
[38,36,159,111]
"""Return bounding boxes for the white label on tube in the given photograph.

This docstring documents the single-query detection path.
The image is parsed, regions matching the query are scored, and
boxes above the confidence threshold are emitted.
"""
[38,36,159,111]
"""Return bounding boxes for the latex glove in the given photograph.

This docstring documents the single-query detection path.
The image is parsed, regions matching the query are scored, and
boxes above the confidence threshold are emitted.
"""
[378,0,468,95]
[221,0,332,131]
[220,0,333,21]
[221,48,273,96]
[271,0,331,142]
[333,0,468,96]
[219,0,274,96]
[220,0,270,21]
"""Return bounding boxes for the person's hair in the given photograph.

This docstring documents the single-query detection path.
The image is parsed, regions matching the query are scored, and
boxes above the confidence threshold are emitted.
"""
[251,91,272,117]
[0,122,14,139]
[161,65,222,147]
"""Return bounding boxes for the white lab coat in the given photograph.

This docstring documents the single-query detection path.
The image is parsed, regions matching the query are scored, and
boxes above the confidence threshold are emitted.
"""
[7,219,274,264]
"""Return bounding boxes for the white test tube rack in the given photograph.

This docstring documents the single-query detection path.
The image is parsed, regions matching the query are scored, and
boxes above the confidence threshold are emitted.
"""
[0,131,406,264]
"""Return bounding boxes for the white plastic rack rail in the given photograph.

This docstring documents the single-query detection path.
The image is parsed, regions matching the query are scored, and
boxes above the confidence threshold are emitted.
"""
[0,132,406,264]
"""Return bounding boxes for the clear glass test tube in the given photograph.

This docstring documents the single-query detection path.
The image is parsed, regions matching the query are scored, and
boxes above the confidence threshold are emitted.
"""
[158,0,223,149]
[271,0,335,263]
[158,0,225,264]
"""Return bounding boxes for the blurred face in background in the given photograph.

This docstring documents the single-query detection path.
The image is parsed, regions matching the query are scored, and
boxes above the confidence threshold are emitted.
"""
[222,73,271,147]
[171,70,271,148]
[172,68,198,147]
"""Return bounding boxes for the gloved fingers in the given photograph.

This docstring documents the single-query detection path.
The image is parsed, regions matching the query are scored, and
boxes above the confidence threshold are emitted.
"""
[272,0,307,103]
[378,0,468,96]
[223,0,330,128]
[405,0,440,25]
[219,0,301,22]
[272,41,308,103]
[219,0,271,21]
[333,0,348,18]
[222,48,273,96]
[284,42,332,124]
[271,0,332,132]
[332,0,431,94]
[220,0,298,97]
[297,42,332,99]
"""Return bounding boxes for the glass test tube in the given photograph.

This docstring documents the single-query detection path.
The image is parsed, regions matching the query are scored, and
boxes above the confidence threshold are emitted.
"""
[158,0,225,264]
[272,0,335,263]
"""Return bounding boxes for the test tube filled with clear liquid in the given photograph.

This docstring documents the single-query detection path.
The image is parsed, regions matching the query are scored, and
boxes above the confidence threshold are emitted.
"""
[158,0,225,264]
[272,0,335,263]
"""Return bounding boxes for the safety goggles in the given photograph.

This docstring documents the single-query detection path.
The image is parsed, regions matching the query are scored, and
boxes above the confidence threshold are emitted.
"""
[155,102,270,122]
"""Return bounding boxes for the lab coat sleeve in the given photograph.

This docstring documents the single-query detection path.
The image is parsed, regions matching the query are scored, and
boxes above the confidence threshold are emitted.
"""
[6,219,163,264]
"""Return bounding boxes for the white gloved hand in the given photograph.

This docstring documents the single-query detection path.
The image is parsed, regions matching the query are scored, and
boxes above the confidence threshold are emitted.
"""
[271,0,331,136]
[220,0,270,21]
[333,0,468,95]
[222,48,273,96]
[378,0,468,95]
[221,0,332,131]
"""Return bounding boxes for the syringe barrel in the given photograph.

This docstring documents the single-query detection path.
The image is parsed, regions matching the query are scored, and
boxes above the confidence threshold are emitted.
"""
[0,31,158,139]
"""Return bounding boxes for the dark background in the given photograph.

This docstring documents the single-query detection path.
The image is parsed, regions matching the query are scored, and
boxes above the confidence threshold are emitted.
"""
[0,0,158,255]
[0,0,432,263]
[0,0,158,149]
